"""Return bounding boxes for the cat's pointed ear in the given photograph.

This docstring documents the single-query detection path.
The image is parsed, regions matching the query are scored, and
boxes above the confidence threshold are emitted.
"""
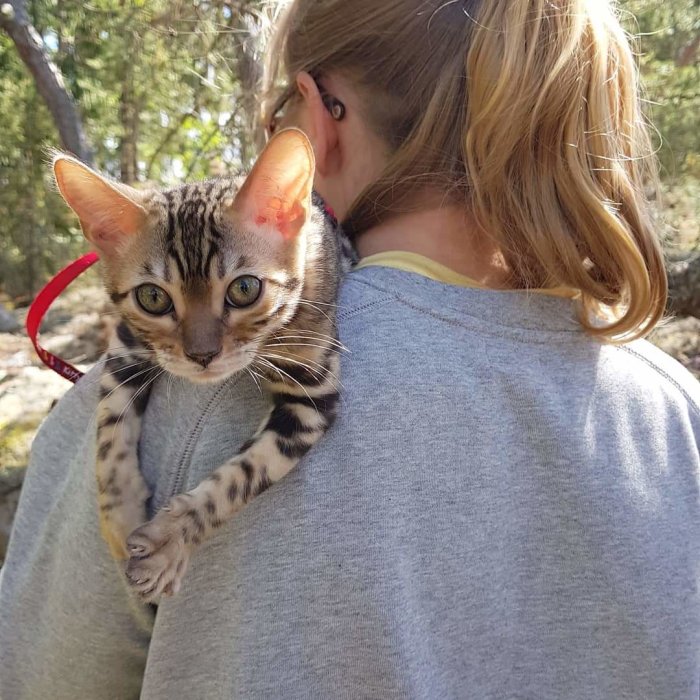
[232,128,315,240]
[53,154,147,253]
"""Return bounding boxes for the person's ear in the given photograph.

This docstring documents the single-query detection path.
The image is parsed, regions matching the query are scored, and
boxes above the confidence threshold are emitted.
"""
[295,71,339,177]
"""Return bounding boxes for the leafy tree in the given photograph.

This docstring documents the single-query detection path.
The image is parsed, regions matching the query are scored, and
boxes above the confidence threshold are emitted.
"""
[0,0,698,299]
[622,0,700,177]
[0,0,263,297]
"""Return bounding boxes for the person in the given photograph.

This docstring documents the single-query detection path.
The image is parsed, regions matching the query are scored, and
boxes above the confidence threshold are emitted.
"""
[1,0,698,697]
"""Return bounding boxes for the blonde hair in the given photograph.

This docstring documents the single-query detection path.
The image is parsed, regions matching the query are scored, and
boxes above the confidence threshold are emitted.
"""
[265,0,667,341]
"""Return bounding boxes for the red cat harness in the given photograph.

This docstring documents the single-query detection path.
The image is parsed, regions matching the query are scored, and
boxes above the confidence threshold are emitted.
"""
[26,252,100,383]
[26,204,337,384]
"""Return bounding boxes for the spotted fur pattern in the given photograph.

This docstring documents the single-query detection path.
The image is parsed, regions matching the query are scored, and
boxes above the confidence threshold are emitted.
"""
[89,176,353,601]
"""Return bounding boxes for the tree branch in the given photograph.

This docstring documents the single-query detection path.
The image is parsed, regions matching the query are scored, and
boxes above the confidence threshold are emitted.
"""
[144,111,196,181]
[144,24,228,180]
[183,120,227,180]
[0,0,92,164]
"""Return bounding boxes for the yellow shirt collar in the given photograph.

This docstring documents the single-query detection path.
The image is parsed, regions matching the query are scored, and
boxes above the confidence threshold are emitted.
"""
[355,251,578,299]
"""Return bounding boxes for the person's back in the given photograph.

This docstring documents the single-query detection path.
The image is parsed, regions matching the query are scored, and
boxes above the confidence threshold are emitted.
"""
[2,0,699,696]
[2,264,698,698]
[143,265,700,698]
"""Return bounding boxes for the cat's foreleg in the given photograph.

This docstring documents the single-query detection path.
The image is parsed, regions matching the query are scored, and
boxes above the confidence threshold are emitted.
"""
[125,386,339,602]
[97,324,158,560]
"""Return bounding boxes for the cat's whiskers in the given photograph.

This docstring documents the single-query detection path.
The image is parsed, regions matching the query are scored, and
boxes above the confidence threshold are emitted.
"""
[248,366,267,384]
[112,367,165,437]
[298,297,341,309]
[252,357,315,404]
[295,299,334,323]
[101,363,159,404]
[259,353,342,393]
[270,330,347,351]
[75,357,153,391]
[106,344,151,352]
[104,347,154,359]
[269,333,346,351]
[103,352,153,365]
[265,342,344,355]
[104,359,155,377]
[272,327,338,335]
[244,366,264,397]
[65,363,146,394]
[260,349,340,382]
[258,354,341,396]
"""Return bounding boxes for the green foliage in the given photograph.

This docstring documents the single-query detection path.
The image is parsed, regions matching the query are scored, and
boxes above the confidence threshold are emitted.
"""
[0,0,261,297]
[0,29,80,298]
[0,0,698,297]
[621,0,700,177]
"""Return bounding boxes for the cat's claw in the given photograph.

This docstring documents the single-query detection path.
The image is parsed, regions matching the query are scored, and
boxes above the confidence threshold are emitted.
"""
[125,511,191,603]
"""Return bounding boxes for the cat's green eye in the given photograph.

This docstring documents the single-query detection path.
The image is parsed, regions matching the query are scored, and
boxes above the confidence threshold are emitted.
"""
[135,284,173,315]
[226,276,261,308]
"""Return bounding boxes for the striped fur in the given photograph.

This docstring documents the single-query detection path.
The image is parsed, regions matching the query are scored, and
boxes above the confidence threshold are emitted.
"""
[88,175,353,600]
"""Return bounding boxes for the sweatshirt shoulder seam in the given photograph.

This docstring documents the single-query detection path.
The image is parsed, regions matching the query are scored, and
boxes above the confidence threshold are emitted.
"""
[337,296,394,321]
[346,275,580,340]
[621,345,700,420]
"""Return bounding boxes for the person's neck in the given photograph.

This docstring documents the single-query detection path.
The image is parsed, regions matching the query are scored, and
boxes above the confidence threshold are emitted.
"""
[354,205,511,288]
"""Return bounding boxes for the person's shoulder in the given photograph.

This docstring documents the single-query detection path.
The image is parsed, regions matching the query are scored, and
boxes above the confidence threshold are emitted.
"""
[336,268,396,324]
[612,338,700,419]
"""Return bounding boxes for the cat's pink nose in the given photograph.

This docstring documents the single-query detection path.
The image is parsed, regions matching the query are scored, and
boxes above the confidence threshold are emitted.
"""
[185,350,221,368]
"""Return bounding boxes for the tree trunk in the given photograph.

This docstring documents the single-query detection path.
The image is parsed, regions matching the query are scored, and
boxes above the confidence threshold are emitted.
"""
[676,33,700,68]
[0,0,92,164]
[118,79,139,184]
[667,253,700,319]
[116,27,142,185]
[234,7,264,164]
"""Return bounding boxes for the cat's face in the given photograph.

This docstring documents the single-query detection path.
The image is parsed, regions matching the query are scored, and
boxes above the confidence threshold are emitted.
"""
[107,185,309,382]
[54,129,316,383]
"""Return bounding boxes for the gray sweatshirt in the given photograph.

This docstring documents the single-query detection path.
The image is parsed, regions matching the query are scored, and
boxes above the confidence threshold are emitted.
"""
[1,266,699,700]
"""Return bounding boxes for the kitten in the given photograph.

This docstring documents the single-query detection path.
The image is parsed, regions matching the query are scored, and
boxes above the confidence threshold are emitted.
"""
[53,129,354,602]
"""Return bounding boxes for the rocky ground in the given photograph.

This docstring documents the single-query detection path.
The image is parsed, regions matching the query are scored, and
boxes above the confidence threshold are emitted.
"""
[1,273,699,564]
[0,273,114,562]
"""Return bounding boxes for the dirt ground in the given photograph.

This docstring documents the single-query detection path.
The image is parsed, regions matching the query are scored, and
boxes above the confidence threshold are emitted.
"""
[0,277,113,561]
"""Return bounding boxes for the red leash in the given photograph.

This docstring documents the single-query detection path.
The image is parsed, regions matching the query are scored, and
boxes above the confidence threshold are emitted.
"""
[26,252,100,383]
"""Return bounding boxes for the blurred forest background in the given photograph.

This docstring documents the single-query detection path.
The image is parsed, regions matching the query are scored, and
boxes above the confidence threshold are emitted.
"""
[0,0,265,298]
[0,0,699,559]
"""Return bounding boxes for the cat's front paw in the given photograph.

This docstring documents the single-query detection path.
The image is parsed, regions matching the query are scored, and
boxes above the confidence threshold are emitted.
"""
[125,509,192,603]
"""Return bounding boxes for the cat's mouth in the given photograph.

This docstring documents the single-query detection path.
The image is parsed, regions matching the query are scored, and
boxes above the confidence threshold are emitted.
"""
[161,352,253,384]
